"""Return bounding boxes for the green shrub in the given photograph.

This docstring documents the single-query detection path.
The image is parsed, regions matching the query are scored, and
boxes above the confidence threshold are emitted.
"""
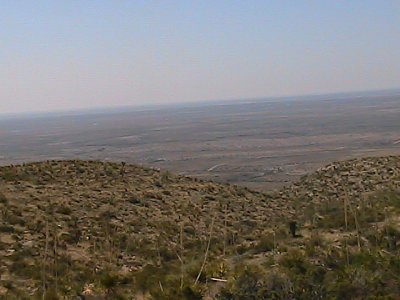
[217,265,264,300]
[100,272,119,290]
[280,250,309,275]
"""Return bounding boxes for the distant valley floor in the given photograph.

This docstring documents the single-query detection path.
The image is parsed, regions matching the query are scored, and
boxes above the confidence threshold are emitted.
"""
[1,92,399,191]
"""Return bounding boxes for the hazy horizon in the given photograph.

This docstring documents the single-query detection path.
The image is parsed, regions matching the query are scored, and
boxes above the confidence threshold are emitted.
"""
[1,87,400,119]
[2,1,400,114]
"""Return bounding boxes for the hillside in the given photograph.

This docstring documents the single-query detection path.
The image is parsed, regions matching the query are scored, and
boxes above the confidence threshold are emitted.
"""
[0,157,400,299]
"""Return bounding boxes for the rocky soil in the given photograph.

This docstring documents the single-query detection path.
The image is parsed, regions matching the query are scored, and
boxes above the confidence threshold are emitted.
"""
[0,156,399,298]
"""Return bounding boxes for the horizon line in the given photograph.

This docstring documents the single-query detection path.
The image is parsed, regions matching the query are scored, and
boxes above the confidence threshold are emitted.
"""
[1,86,400,120]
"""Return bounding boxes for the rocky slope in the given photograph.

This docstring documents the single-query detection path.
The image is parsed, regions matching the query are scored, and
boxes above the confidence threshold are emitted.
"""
[282,155,400,204]
[0,156,399,299]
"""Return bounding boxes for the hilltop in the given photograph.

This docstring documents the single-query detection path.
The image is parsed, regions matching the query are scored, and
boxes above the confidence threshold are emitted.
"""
[0,156,399,299]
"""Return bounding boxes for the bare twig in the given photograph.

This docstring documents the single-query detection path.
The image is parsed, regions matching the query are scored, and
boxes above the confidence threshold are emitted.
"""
[223,204,228,257]
[194,215,215,286]
[42,220,49,299]
[180,222,184,290]
[343,194,348,231]
[348,201,361,251]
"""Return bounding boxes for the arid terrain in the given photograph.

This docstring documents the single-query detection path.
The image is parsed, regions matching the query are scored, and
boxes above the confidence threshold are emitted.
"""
[1,91,400,191]
[2,1,399,298]
[0,156,399,298]
[1,91,400,298]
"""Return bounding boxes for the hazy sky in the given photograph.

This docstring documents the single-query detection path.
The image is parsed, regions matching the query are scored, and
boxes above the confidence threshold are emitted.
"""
[1,1,400,114]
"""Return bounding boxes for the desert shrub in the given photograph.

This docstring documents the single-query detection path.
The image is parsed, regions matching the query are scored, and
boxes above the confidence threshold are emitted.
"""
[99,209,116,220]
[323,248,345,269]
[357,204,385,224]
[235,186,247,197]
[9,248,36,261]
[274,226,290,241]
[313,198,385,232]
[121,236,139,255]
[183,225,196,235]
[345,234,360,247]
[205,260,229,278]
[55,204,72,215]
[159,245,176,262]
[150,283,203,300]
[181,286,203,300]
[183,238,203,254]
[217,265,265,300]
[162,190,172,196]
[324,266,380,300]
[133,240,158,261]
[128,196,142,205]
[26,218,45,232]
[185,260,206,283]
[135,264,167,293]
[229,271,294,300]
[63,227,82,244]
[100,272,119,290]
[156,220,179,236]
[348,251,379,270]
[68,263,93,290]
[278,250,330,298]
[280,250,309,275]
[262,272,293,299]
[240,218,257,229]
[43,289,60,300]
[374,190,400,208]
[9,260,41,279]
[0,225,15,233]
[364,227,381,246]
[0,192,8,204]
[382,224,400,250]
[144,190,163,200]
[0,241,7,251]
[139,264,201,297]
[1,169,19,181]
[53,256,73,277]
[58,232,74,244]
[314,200,347,229]
[253,236,274,253]
[310,231,325,247]
[235,243,250,255]
[5,213,26,226]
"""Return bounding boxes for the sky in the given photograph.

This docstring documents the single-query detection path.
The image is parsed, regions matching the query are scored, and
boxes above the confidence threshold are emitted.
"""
[1,1,400,114]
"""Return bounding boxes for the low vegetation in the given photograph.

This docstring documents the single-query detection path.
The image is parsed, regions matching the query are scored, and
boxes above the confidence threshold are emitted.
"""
[0,156,399,299]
